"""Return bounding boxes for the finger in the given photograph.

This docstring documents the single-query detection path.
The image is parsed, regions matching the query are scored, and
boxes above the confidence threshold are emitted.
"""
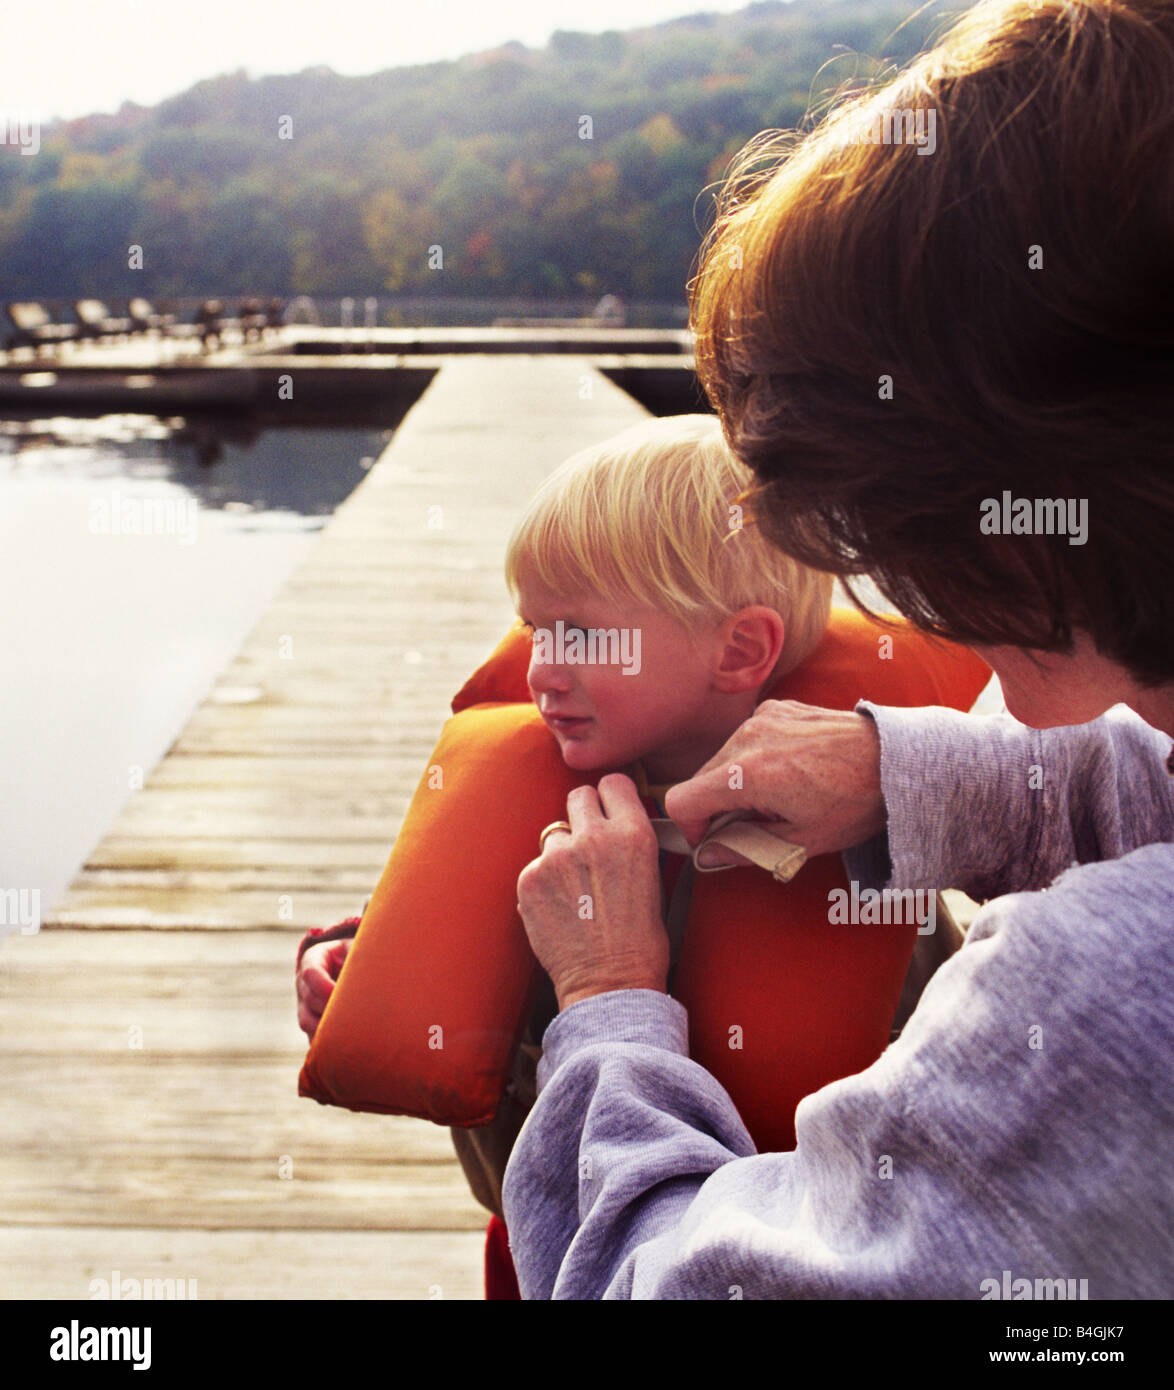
[566,782,604,832]
[539,825,573,855]
[323,939,351,978]
[301,963,336,1002]
[596,773,656,833]
[695,842,753,870]
[664,767,742,846]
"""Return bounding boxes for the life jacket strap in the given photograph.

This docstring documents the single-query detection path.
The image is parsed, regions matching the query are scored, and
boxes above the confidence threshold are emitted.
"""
[650,811,808,884]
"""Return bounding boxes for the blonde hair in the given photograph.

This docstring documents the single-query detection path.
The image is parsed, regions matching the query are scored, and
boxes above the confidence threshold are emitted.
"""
[504,414,832,685]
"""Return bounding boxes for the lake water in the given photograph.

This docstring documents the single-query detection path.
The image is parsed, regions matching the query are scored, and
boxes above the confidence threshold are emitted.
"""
[0,414,392,919]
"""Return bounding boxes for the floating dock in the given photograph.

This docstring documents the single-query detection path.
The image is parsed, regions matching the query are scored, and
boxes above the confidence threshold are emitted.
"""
[0,325,694,415]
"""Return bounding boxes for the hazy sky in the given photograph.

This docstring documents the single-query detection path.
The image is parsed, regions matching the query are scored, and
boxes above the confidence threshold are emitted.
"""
[0,0,768,122]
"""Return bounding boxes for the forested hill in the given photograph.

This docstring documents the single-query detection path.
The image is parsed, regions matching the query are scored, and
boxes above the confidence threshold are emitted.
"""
[0,0,950,302]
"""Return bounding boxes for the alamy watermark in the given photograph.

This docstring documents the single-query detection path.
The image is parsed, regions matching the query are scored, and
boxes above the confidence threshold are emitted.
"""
[980,1270,1089,1300]
[1,110,39,155]
[827,881,937,935]
[0,885,41,938]
[89,1270,197,1300]
[50,1321,151,1371]
[979,491,1088,546]
[832,106,937,156]
[89,491,199,546]
[529,621,642,676]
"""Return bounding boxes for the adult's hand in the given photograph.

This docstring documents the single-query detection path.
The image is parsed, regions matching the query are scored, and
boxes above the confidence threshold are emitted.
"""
[516,775,668,1011]
[665,701,886,867]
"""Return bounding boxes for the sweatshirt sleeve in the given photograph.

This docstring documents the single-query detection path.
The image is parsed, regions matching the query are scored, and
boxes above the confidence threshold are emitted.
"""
[845,702,1174,901]
[501,844,1174,1300]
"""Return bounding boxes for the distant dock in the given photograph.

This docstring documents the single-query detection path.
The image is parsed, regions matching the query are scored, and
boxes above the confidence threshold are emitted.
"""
[0,324,695,416]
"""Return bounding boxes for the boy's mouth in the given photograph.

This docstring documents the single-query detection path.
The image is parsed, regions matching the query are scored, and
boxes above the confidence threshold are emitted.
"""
[545,713,592,733]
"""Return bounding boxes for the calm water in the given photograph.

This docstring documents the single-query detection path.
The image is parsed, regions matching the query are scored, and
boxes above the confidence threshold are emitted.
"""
[0,414,392,919]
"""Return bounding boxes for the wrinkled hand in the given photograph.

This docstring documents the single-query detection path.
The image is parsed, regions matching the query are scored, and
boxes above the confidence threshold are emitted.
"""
[665,701,886,867]
[516,774,668,1011]
[296,938,352,1040]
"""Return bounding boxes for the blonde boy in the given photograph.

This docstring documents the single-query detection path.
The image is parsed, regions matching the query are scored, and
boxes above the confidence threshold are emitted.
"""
[507,412,831,782]
[451,411,833,1217]
[296,411,834,1285]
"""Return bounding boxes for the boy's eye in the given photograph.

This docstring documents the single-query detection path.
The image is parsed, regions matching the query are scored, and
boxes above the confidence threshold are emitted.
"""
[518,619,589,635]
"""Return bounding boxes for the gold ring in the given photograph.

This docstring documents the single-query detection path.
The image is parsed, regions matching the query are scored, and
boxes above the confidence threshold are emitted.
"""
[539,820,573,850]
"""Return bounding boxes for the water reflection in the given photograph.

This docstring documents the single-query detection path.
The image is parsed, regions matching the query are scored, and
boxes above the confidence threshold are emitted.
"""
[0,413,392,520]
[0,411,396,916]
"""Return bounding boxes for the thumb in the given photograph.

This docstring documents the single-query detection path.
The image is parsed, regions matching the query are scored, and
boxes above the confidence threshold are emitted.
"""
[694,841,749,870]
[665,770,742,847]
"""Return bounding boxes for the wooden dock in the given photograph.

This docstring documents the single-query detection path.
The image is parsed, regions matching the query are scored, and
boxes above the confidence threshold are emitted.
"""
[1,356,650,1299]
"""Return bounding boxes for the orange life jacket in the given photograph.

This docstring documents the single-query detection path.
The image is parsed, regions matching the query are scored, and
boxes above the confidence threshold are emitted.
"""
[299,608,990,1152]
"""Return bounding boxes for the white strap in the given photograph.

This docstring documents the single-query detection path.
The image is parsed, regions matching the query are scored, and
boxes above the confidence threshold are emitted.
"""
[650,811,807,885]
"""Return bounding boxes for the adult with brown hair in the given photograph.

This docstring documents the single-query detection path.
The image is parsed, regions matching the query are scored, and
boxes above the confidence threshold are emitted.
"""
[500,0,1174,1299]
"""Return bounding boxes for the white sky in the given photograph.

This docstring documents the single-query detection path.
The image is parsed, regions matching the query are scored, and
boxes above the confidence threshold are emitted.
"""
[0,0,768,123]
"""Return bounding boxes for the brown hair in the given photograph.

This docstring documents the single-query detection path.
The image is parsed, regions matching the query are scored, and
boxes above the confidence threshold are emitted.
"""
[690,0,1174,685]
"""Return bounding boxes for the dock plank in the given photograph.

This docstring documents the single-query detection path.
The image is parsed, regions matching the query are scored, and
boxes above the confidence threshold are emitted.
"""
[6,1058,459,1162]
[2,1156,489,1233]
[0,1227,487,1300]
[87,836,393,871]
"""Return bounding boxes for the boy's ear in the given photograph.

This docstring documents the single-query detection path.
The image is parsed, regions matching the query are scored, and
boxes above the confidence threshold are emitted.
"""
[711,607,786,693]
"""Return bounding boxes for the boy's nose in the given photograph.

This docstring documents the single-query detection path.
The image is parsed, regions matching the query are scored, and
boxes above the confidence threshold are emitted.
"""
[527,654,573,694]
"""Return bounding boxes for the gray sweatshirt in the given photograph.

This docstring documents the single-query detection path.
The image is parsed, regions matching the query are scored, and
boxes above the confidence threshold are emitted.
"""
[500,702,1174,1299]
